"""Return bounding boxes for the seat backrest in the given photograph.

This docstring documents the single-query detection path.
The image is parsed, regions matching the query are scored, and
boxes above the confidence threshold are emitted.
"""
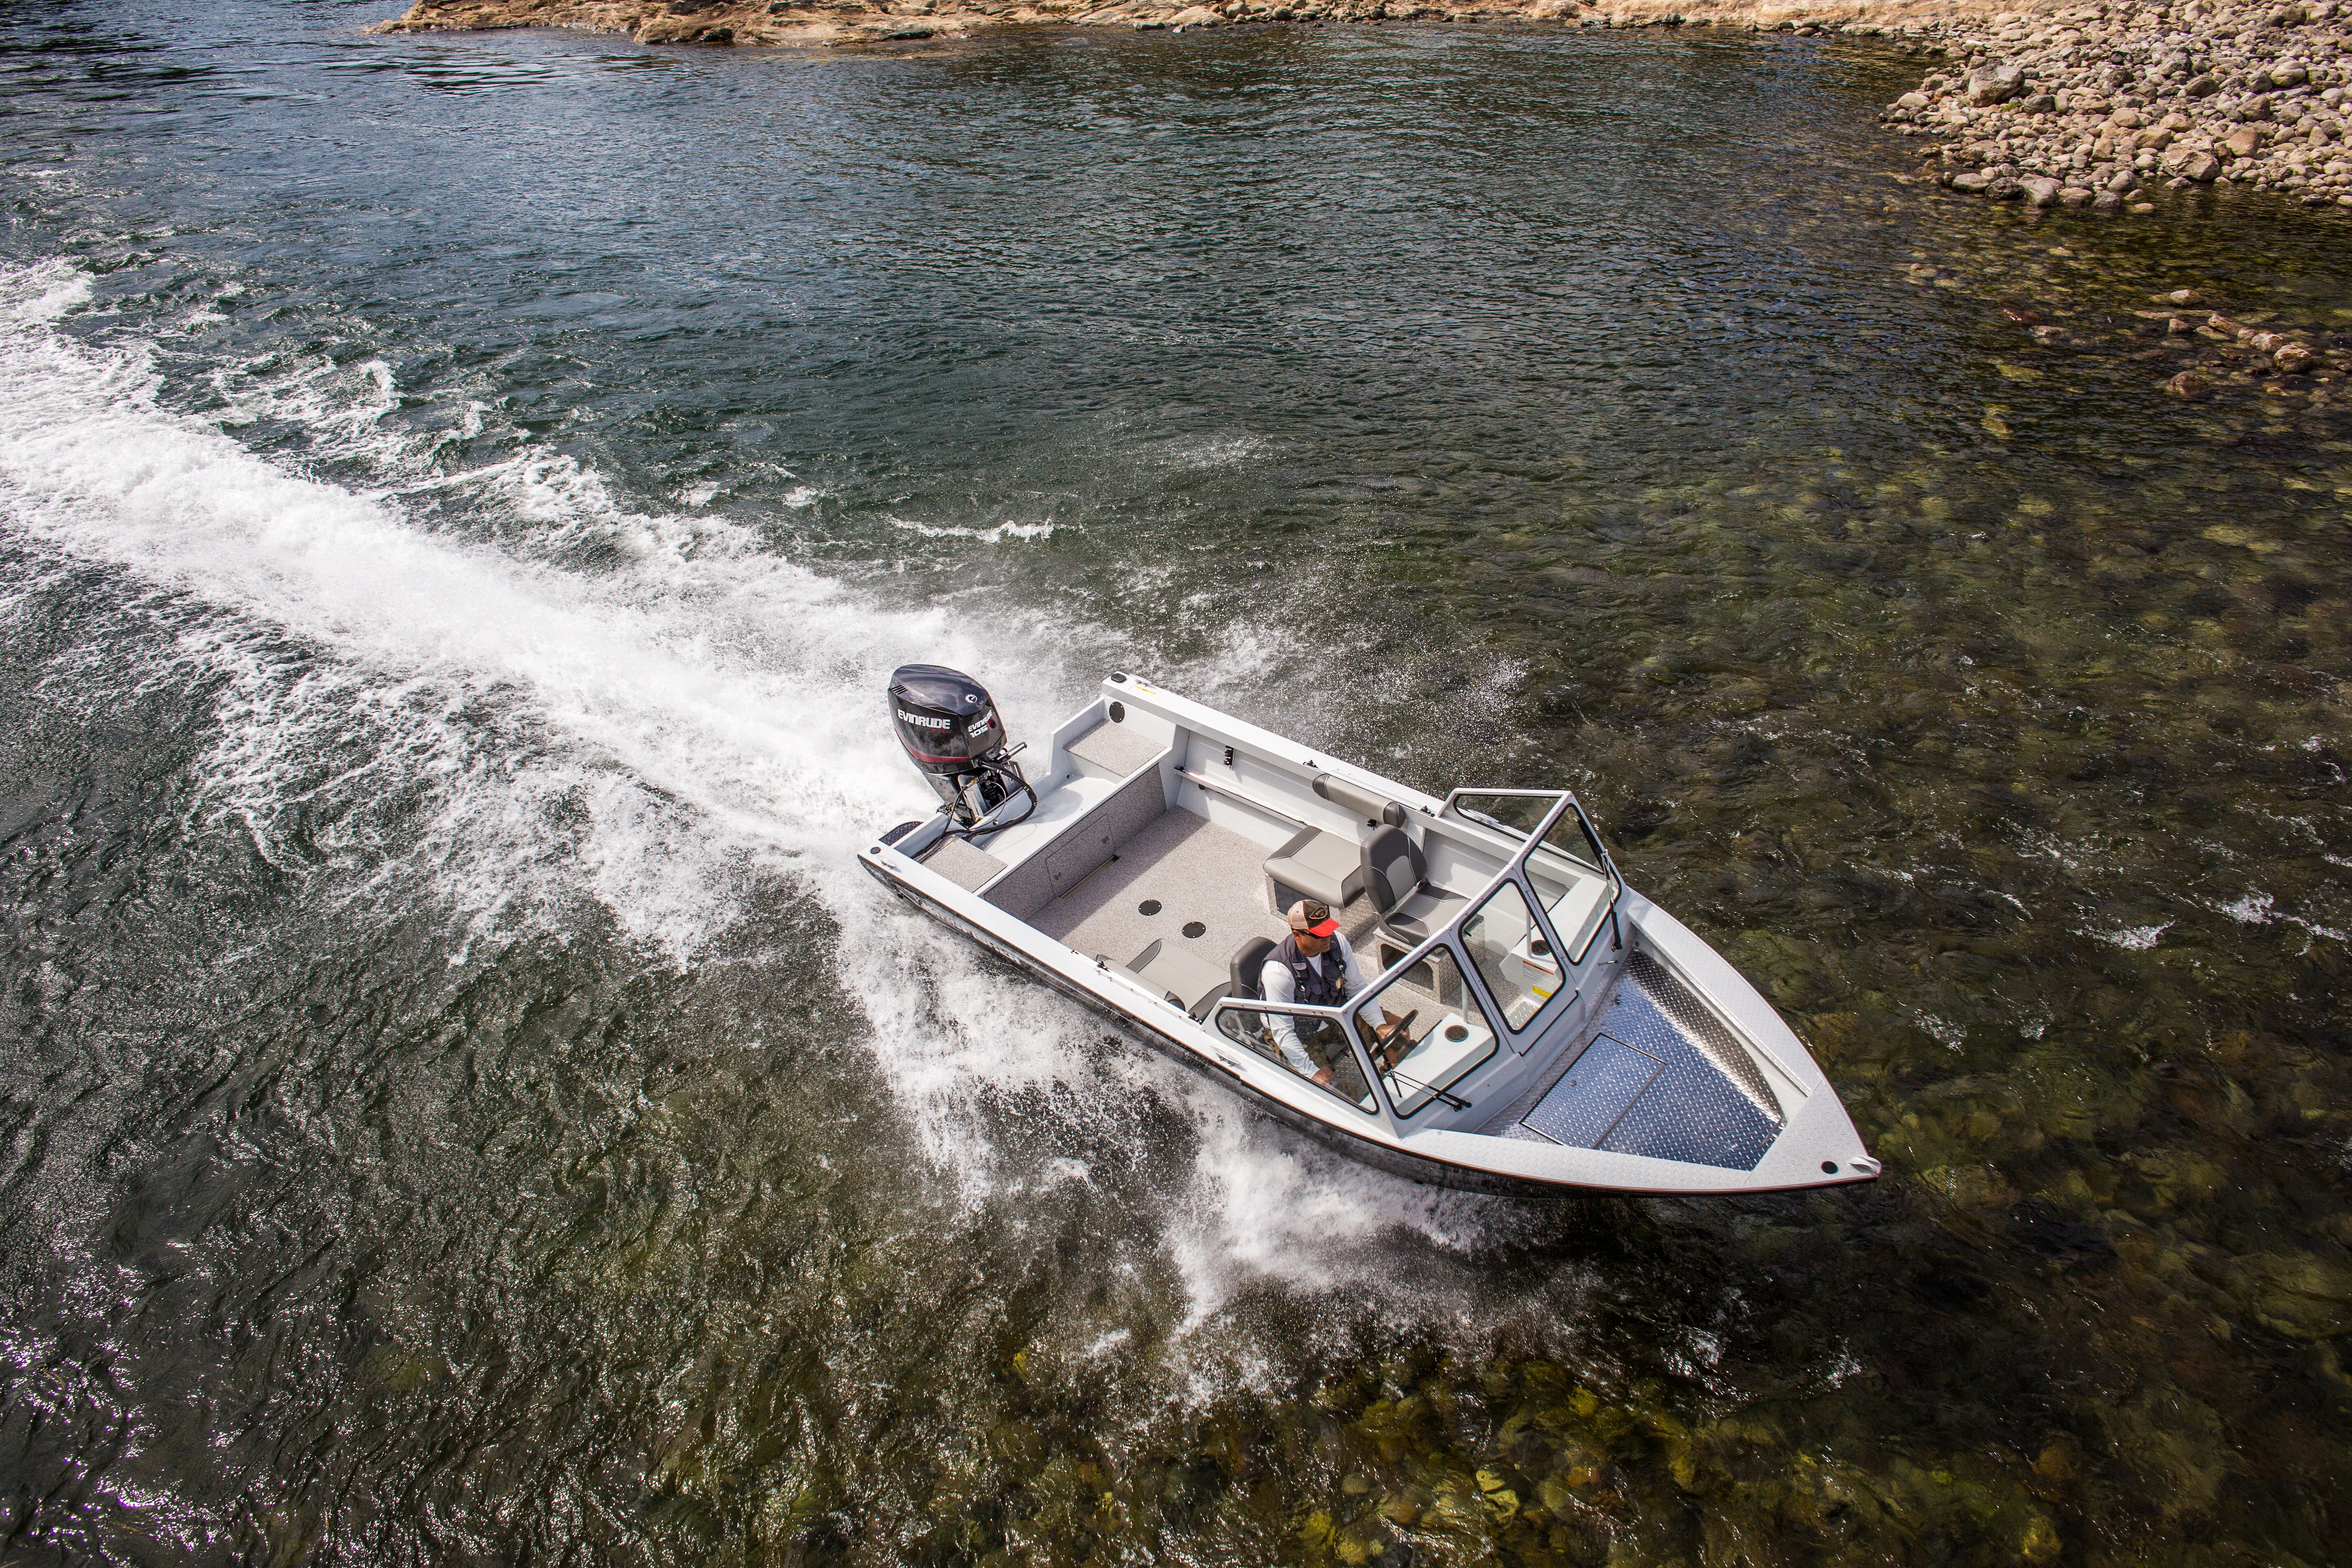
[1361,825,1424,914]
[1229,935,1278,1000]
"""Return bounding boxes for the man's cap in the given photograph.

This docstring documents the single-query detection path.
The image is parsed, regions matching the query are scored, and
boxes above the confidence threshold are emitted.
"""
[1287,899,1340,937]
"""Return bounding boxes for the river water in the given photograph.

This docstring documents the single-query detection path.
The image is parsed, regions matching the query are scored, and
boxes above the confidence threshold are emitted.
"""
[2,2,2349,1562]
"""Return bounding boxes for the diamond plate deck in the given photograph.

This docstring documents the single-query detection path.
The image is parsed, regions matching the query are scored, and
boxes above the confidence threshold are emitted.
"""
[1512,949,1782,1170]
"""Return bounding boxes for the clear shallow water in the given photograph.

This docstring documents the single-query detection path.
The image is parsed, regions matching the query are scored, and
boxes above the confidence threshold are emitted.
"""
[2,2,2349,1563]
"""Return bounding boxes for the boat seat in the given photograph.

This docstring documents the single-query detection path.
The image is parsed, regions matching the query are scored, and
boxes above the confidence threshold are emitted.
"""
[1263,823,1364,914]
[1362,823,1471,950]
[1229,935,1278,1001]
[1126,939,1232,1020]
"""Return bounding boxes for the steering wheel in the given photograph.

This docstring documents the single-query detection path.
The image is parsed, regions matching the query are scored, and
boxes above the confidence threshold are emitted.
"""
[1372,1010,1420,1069]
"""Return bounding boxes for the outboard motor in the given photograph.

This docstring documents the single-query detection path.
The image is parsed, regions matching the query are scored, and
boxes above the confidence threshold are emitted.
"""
[887,664,1033,833]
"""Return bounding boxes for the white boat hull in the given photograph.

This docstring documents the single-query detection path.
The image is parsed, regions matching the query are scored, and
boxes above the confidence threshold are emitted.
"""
[860,676,1879,1197]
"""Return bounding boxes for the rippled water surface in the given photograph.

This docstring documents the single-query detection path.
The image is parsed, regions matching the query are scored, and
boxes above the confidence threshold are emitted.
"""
[3,1,2350,1563]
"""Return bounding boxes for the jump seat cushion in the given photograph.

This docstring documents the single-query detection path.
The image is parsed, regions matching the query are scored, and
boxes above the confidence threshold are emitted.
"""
[1361,823,1471,947]
[1263,824,1365,914]
[1127,938,1233,1020]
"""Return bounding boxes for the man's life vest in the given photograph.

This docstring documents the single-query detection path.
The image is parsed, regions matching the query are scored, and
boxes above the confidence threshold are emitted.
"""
[1274,933,1349,1009]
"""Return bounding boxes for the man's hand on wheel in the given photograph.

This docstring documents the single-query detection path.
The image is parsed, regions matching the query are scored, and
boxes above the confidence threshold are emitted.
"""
[1372,1010,1417,1070]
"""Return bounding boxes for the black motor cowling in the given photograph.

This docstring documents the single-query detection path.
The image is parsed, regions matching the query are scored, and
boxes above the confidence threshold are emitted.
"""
[888,664,1028,828]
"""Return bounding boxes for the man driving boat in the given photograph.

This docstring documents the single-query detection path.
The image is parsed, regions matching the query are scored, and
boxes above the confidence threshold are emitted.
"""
[1262,899,1409,1088]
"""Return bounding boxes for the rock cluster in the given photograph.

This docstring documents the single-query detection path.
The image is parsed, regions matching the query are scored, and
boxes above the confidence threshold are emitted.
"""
[1931,263,2352,404]
[374,0,2034,51]
[2151,301,2347,395]
[373,0,1567,46]
[1882,1,2352,214]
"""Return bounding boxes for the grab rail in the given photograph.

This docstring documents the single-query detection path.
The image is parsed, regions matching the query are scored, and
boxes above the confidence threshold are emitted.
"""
[1175,768,1313,830]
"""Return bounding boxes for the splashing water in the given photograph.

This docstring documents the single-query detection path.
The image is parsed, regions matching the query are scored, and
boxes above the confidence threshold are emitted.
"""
[0,256,1491,1293]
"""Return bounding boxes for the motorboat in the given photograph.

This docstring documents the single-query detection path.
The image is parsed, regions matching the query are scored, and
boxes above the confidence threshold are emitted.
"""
[858,667,1880,1196]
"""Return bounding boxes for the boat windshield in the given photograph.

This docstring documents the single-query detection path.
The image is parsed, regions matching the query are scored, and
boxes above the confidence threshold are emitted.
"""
[1459,880,1558,1034]
[1350,947,1498,1117]
[1444,790,1565,840]
[1444,789,1620,964]
[1212,1001,1382,1117]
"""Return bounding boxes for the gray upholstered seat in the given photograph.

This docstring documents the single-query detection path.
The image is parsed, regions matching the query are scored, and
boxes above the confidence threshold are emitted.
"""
[1381,887,1472,947]
[1361,824,1470,949]
[1262,823,1364,914]
[1126,939,1232,1020]
[1229,935,1278,1000]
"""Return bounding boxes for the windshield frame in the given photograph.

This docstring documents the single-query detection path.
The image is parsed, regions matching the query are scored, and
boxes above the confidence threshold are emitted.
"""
[1205,792,1625,1125]
[1440,788,1570,844]
[1349,941,1503,1118]
[1204,995,1396,1127]
[1441,787,1623,965]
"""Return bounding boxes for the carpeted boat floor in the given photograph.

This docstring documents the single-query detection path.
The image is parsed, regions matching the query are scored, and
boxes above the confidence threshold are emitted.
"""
[1033,807,1290,974]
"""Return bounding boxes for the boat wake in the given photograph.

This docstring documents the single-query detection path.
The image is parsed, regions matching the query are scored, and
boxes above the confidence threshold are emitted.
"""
[0,258,1517,1341]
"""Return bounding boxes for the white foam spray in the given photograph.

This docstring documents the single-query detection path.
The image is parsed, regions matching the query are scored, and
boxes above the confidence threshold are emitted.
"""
[0,258,1501,1329]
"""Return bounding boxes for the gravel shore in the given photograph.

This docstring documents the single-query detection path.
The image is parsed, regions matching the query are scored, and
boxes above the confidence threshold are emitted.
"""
[373,0,1994,46]
[1882,2,2352,215]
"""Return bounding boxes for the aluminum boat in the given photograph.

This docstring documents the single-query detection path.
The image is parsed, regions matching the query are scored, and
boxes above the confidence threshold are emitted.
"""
[859,668,1880,1196]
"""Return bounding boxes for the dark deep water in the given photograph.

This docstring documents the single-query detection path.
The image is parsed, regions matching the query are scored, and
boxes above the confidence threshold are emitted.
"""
[3,1,2351,1563]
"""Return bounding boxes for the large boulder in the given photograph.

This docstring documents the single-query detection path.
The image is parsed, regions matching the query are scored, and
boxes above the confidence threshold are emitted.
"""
[2020,175,2064,207]
[1966,62,2026,106]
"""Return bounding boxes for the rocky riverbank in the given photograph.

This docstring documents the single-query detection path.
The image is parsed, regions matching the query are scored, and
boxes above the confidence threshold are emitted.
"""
[371,0,1991,51]
[1882,2,2352,213]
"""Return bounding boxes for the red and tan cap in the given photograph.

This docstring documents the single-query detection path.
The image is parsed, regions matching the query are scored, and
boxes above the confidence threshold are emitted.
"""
[1286,899,1339,937]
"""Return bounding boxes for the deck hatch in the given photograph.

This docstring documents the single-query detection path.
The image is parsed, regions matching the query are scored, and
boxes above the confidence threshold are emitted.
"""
[1519,1034,1661,1148]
